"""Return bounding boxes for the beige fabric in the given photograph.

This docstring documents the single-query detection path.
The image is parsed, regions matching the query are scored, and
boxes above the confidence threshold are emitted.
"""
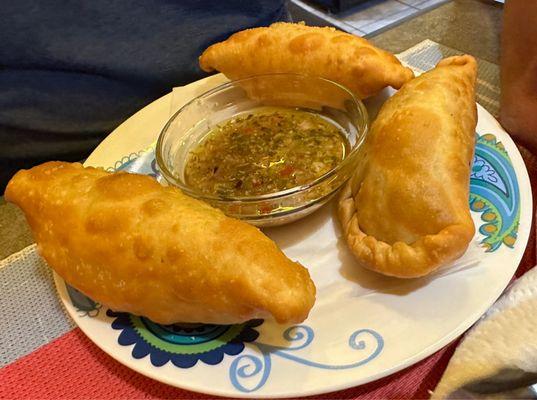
[432,266,537,399]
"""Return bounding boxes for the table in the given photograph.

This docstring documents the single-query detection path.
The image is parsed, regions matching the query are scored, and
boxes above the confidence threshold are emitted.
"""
[369,0,502,64]
[2,1,536,398]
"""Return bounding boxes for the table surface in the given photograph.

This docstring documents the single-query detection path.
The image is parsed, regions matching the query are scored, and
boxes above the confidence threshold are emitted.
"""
[4,2,537,399]
[369,0,502,64]
[0,0,503,261]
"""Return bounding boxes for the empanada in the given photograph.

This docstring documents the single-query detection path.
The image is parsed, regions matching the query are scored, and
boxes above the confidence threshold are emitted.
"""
[338,55,478,278]
[199,22,414,99]
[5,162,316,324]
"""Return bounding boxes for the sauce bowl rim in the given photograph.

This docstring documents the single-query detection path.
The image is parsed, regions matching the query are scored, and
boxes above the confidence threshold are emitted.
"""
[156,72,369,203]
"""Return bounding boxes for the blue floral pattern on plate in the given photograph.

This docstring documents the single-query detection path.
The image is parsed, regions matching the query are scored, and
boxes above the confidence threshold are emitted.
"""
[107,310,261,368]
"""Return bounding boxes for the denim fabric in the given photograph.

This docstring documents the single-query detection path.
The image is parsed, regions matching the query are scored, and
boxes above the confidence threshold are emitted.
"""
[0,0,288,190]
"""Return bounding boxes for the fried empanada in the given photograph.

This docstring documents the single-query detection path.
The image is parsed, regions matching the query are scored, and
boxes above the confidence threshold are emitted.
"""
[338,55,478,278]
[199,22,414,99]
[5,162,316,324]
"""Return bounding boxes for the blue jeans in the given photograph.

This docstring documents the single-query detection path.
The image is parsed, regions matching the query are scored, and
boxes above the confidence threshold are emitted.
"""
[0,0,288,190]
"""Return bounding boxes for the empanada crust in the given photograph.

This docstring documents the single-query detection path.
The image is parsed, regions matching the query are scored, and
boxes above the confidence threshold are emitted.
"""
[338,56,478,278]
[199,22,414,99]
[6,162,316,324]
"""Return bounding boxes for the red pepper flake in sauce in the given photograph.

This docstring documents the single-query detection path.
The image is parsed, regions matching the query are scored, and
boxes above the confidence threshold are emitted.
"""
[184,108,348,197]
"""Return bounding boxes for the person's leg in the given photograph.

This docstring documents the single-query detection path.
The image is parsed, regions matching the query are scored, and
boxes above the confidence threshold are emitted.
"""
[500,0,537,153]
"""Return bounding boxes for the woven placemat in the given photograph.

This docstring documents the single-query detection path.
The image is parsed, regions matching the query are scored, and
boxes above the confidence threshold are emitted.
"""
[398,39,500,117]
[0,245,74,367]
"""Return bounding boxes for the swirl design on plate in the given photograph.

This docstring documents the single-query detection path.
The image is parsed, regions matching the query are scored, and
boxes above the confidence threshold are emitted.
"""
[106,143,159,178]
[66,285,101,317]
[103,308,384,393]
[229,326,384,393]
[470,133,520,251]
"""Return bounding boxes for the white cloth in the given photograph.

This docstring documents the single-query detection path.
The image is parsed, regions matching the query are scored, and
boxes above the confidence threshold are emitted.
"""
[432,265,537,398]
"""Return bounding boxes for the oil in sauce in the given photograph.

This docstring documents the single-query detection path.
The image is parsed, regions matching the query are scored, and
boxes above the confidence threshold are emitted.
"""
[184,108,349,197]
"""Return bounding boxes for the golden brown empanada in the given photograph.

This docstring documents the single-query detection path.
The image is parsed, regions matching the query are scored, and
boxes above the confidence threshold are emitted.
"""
[338,55,478,278]
[5,162,316,324]
[199,22,414,99]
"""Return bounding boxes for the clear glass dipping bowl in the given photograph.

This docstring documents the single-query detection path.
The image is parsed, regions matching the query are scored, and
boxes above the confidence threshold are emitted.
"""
[156,73,369,227]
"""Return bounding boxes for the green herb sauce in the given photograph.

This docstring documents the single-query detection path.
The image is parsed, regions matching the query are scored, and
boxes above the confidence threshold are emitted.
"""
[184,109,348,197]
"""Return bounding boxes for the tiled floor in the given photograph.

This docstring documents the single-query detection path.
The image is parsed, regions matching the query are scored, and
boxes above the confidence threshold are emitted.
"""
[289,0,450,36]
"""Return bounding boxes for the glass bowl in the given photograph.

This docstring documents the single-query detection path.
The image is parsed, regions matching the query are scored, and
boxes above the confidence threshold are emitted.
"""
[156,73,369,227]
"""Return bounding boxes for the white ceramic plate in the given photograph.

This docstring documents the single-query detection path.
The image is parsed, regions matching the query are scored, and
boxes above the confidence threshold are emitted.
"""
[54,74,532,398]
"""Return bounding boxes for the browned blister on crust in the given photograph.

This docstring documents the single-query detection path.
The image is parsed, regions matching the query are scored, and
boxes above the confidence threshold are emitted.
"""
[199,22,414,99]
[5,162,316,324]
[338,55,478,278]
